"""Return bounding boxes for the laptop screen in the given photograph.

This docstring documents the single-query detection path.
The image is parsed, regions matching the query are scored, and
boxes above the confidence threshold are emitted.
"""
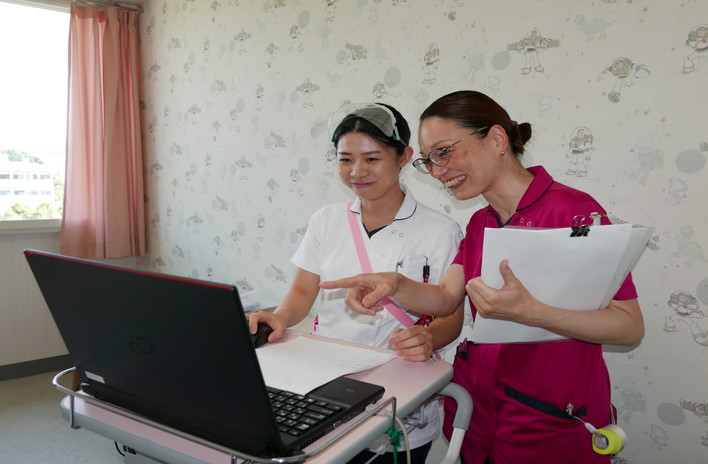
[24,249,285,456]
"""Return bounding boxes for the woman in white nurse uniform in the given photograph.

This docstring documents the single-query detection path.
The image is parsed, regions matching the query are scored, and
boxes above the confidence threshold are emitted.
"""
[248,103,464,464]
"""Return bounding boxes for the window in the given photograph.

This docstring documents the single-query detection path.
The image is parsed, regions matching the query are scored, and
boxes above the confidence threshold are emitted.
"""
[0,1,68,222]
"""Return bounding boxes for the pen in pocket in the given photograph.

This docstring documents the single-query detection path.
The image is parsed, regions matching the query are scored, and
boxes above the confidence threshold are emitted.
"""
[415,257,432,325]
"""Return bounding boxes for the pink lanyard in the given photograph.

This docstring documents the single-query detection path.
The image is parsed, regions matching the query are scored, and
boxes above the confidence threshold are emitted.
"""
[346,203,415,328]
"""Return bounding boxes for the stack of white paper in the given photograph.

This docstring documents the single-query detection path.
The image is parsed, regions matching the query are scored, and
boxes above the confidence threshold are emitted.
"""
[256,336,395,394]
[471,224,652,344]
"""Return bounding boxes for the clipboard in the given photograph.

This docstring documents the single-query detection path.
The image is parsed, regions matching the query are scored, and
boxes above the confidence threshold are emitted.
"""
[470,223,653,344]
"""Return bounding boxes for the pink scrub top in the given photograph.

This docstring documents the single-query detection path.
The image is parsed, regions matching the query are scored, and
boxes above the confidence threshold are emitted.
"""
[444,166,638,464]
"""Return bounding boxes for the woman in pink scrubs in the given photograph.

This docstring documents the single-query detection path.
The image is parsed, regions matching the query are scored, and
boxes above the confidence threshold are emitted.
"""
[321,90,644,464]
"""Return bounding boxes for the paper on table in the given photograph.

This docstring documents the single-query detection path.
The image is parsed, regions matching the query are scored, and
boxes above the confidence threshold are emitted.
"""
[471,224,652,344]
[256,336,395,395]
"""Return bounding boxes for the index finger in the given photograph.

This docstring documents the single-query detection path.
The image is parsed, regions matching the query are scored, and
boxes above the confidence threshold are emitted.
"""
[319,276,360,290]
[321,276,393,310]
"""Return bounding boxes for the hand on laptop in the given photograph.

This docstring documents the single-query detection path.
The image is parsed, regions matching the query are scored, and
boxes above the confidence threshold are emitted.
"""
[246,311,287,343]
[388,325,434,362]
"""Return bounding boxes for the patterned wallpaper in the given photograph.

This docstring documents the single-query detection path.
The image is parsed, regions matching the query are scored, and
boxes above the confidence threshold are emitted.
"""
[138,1,708,462]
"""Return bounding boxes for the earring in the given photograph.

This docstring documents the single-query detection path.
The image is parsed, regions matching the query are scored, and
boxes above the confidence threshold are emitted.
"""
[500,150,506,156]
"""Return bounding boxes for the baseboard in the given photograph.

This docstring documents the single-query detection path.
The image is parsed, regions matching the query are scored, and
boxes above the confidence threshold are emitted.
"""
[0,355,73,381]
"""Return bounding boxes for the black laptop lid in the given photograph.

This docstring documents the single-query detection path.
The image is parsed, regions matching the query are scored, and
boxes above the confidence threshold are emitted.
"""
[24,249,285,456]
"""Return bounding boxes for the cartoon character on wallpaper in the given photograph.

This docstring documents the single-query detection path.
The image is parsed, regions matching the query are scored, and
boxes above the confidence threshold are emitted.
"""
[674,225,708,267]
[344,42,368,63]
[625,134,663,185]
[573,15,616,41]
[266,178,280,203]
[372,83,386,98]
[372,82,397,99]
[598,57,651,102]
[235,279,253,293]
[172,244,185,259]
[682,24,708,74]
[610,457,632,464]
[664,289,708,346]
[422,42,440,84]
[229,108,241,132]
[234,155,252,170]
[646,231,670,252]
[256,215,265,242]
[267,132,286,150]
[680,399,708,446]
[565,126,594,177]
[267,264,288,284]
[255,84,264,112]
[203,38,211,61]
[149,212,160,236]
[324,0,337,22]
[289,26,304,52]
[289,169,304,197]
[265,43,279,68]
[447,0,464,21]
[507,28,560,75]
[462,44,485,82]
[615,376,647,422]
[537,95,553,117]
[149,161,164,179]
[667,178,689,205]
[234,28,251,55]
[483,75,501,96]
[230,230,242,252]
[295,79,319,108]
[648,424,670,451]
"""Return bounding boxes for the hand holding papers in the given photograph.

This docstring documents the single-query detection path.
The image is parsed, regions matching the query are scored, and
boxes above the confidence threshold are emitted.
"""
[471,223,652,344]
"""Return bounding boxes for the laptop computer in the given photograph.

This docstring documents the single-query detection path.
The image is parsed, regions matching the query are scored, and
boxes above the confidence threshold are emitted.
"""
[24,249,385,459]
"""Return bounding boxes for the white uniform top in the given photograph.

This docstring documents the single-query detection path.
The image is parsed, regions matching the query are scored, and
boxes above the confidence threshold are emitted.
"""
[291,184,463,450]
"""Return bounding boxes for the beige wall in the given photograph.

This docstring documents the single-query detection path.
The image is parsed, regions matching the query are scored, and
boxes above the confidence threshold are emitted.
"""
[139,1,708,463]
[0,230,65,366]
[0,227,138,368]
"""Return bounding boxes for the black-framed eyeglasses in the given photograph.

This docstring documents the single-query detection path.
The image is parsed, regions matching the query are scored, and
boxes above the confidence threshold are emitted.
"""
[412,126,489,174]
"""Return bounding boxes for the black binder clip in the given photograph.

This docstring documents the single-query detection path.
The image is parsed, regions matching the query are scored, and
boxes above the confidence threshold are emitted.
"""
[571,215,590,237]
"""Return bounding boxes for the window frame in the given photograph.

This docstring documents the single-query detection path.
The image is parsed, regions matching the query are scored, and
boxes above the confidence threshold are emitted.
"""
[0,0,143,234]
[0,0,69,231]
[0,218,61,234]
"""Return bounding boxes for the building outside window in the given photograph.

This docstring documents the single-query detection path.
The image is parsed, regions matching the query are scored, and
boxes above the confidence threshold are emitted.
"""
[0,1,68,221]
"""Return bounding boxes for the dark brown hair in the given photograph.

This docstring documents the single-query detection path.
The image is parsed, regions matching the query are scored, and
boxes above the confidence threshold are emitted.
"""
[420,90,532,156]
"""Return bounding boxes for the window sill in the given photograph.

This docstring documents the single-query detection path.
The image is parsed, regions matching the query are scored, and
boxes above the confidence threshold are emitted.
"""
[0,219,61,235]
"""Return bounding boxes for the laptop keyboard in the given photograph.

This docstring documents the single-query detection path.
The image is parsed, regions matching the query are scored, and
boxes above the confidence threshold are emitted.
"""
[267,387,343,438]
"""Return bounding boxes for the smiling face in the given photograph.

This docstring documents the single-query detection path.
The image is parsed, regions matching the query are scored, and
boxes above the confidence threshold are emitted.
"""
[336,131,409,203]
[418,116,504,201]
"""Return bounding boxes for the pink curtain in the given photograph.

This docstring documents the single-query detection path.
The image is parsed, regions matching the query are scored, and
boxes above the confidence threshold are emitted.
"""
[61,3,145,259]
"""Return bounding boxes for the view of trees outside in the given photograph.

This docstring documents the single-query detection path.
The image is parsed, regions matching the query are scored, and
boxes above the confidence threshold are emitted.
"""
[0,3,68,220]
